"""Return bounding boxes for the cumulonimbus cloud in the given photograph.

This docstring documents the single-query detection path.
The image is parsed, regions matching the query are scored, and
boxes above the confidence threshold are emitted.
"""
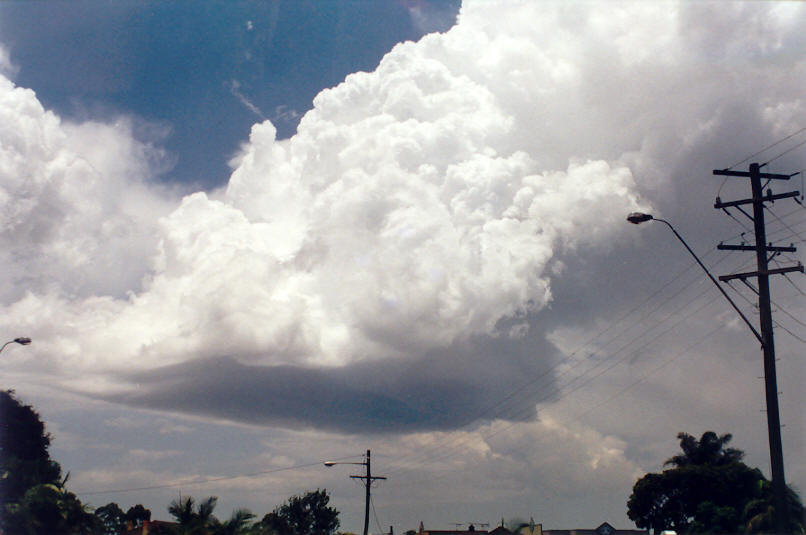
[1,1,803,431]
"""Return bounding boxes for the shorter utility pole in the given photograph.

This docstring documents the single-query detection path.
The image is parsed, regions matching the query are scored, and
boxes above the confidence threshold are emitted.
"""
[325,450,387,535]
[350,450,387,535]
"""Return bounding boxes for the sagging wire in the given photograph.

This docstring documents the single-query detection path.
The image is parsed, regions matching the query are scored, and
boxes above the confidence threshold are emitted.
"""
[718,127,806,197]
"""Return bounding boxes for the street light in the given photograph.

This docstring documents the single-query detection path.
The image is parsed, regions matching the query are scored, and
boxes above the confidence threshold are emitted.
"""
[324,450,386,535]
[0,337,32,354]
[629,211,795,532]
[627,212,762,343]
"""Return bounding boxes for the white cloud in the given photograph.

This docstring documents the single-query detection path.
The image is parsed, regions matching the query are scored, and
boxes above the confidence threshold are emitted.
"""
[0,45,18,78]
[0,1,804,448]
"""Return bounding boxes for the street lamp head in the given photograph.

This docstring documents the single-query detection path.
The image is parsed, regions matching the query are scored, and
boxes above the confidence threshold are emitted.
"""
[323,461,336,467]
[13,337,31,345]
[627,212,654,225]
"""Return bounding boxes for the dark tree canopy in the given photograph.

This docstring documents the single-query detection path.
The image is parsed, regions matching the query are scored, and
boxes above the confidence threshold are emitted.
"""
[96,502,127,535]
[0,390,63,514]
[664,432,743,468]
[2,482,101,535]
[627,431,804,534]
[126,503,152,527]
[256,489,339,535]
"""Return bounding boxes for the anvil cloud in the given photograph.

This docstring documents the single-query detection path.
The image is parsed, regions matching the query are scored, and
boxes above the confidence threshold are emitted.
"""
[1,1,804,440]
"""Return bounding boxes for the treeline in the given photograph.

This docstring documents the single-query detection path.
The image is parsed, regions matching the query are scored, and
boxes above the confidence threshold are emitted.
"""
[0,390,345,535]
[93,489,340,535]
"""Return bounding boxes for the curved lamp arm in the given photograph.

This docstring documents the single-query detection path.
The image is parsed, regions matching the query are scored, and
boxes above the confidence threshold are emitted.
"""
[627,213,763,345]
[0,337,32,354]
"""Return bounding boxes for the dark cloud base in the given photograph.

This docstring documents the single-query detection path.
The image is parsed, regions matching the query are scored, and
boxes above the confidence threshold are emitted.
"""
[106,330,561,434]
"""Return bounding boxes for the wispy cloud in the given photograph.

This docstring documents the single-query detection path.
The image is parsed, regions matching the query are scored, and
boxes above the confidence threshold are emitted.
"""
[228,79,266,120]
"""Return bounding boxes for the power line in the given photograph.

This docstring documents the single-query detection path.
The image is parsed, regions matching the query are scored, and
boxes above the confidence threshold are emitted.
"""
[75,456,360,496]
[765,205,806,243]
[383,256,715,474]
[728,127,806,171]
[718,128,806,196]
[762,137,806,166]
[384,261,718,477]
[370,495,385,535]
[386,274,729,480]
[773,320,806,344]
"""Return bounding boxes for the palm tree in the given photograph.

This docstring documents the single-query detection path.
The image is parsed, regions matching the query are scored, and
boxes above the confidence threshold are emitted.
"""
[163,495,220,535]
[3,480,100,535]
[743,479,805,533]
[664,431,743,467]
[212,509,255,535]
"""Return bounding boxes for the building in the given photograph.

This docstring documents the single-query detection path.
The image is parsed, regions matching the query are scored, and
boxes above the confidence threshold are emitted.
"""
[542,521,647,535]
[121,519,178,535]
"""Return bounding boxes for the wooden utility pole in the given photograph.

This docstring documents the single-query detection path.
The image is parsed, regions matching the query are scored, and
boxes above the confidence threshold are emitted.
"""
[350,449,387,535]
[714,163,803,534]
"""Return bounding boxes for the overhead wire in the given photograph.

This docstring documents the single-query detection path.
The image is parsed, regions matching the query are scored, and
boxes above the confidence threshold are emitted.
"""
[765,205,806,243]
[370,495,385,535]
[386,295,736,492]
[386,162,805,489]
[382,252,722,475]
[75,455,360,496]
[571,320,729,422]
[762,137,806,167]
[383,250,728,478]
[728,127,806,171]
[386,251,742,480]
[717,127,806,196]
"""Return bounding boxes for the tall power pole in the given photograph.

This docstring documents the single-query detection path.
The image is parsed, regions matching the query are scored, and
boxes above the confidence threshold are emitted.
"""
[714,163,803,534]
[350,449,387,535]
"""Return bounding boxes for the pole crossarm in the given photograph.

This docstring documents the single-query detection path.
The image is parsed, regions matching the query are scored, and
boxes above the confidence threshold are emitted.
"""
[712,162,796,534]
[714,190,800,209]
[718,264,804,282]
[718,244,797,253]
[713,169,793,180]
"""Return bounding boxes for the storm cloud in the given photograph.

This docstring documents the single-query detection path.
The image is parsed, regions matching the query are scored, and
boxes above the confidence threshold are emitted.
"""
[1,1,804,440]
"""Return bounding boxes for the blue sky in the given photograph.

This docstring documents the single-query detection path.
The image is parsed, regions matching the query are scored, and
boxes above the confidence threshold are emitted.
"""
[0,0,459,188]
[0,2,804,533]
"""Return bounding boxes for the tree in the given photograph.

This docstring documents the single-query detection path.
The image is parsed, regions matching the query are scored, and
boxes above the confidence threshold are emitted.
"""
[664,432,743,468]
[96,502,127,535]
[743,479,805,534]
[0,390,99,535]
[94,502,151,535]
[627,431,804,534]
[2,480,101,535]
[255,489,339,535]
[0,390,62,508]
[157,495,222,535]
[212,509,255,535]
[126,503,152,528]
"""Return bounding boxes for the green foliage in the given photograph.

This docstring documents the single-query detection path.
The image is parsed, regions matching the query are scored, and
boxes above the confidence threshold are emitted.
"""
[0,390,62,507]
[627,431,804,534]
[2,481,101,535]
[215,508,256,535]
[95,502,127,535]
[157,495,255,535]
[0,390,101,535]
[159,495,220,534]
[664,432,743,468]
[93,502,151,535]
[742,479,805,534]
[255,489,339,535]
[126,503,152,527]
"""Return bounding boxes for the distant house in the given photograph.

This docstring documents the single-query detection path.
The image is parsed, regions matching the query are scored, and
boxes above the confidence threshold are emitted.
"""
[121,519,177,535]
[542,521,647,535]
[415,521,644,535]
[418,523,489,535]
